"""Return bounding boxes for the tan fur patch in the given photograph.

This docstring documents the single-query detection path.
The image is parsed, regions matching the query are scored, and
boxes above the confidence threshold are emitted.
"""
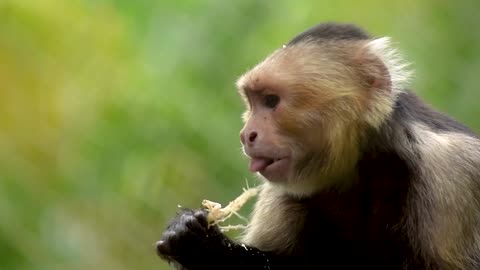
[241,183,307,253]
[407,124,480,268]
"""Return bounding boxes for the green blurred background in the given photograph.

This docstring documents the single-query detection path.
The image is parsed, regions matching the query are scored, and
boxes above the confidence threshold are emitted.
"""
[0,0,479,269]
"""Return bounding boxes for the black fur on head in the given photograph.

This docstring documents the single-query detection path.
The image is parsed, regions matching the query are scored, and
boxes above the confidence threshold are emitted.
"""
[287,22,371,45]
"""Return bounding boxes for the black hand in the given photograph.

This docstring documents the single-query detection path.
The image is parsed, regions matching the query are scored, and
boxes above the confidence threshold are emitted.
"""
[156,209,225,269]
[156,208,288,270]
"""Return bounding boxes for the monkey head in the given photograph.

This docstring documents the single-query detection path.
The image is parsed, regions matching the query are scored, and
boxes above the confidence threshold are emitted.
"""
[237,25,410,196]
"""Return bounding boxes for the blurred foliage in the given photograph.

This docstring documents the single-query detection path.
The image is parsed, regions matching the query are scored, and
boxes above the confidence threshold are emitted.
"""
[0,0,479,269]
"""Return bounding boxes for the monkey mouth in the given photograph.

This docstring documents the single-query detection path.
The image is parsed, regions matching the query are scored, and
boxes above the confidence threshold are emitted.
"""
[249,157,276,172]
[249,156,290,176]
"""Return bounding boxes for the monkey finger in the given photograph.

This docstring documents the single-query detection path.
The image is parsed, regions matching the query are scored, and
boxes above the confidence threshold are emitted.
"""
[193,209,209,228]
[180,212,207,235]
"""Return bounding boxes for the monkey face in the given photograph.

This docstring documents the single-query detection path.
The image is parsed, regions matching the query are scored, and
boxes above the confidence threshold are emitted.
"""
[236,70,339,189]
[237,83,340,190]
[236,41,396,195]
[239,89,294,183]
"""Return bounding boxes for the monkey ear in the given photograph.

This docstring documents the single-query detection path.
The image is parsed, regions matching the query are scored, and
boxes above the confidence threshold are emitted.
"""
[356,50,391,91]
[355,37,412,93]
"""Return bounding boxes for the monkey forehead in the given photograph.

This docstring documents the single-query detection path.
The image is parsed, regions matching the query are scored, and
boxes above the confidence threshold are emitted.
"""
[236,44,323,93]
[236,41,360,94]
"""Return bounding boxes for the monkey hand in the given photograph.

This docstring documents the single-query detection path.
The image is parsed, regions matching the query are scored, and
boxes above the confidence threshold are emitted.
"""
[156,209,225,269]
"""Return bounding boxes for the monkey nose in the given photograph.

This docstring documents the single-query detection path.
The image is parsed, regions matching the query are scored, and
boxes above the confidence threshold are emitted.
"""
[240,130,258,145]
[248,131,258,143]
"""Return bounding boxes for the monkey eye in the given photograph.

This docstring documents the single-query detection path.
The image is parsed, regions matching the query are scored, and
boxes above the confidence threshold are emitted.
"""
[263,94,280,109]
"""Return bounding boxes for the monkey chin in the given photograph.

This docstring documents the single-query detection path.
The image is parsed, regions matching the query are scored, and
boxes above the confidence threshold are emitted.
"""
[256,157,292,183]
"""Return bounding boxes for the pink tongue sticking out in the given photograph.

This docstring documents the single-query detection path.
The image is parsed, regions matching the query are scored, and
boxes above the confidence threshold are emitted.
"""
[249,158,272,172]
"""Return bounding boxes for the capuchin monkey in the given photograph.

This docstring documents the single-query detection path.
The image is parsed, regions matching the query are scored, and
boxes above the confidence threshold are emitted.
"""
[156,23,480,270]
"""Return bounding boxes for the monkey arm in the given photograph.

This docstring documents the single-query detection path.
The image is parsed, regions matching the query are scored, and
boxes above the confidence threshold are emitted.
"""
[156,209,294,270]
